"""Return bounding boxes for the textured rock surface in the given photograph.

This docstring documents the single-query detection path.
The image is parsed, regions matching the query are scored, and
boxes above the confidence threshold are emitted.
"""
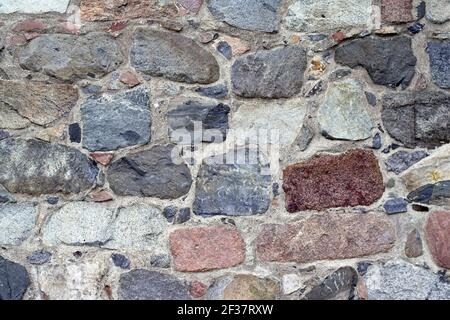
[405,229,423,258]
[385,151,429,174]
[383,198,408,215]
[304,267,358,300]
[27,250,52,265]
[426,0,450,23]
[425,211,450,269]
[407,181,450,207]
[256,214,395,263]
[381,0,413,23]
[0,203,37,245]
[428,41,450,89]
[0,256,30,300]
[0,0,70,13]
[208,275,280,300]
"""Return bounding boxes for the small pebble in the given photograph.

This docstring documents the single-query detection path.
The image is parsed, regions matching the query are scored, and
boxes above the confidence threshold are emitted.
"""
[111,253,131,269]
[27,250,52,265]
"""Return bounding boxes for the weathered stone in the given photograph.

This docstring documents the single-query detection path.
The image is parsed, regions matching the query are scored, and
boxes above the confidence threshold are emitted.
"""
[335,36,416,88]
[407,181,450,207]
[385,151,429,174]
[372,133,382,150]
[426,0,450,23]
[0,139,98,195]
[0,185,15,203]
[0,203,37,245]
[317,79,373,141]
[150,254,171,268]
[207,0,281,32]
[304,267,358,300]
[381,0,413,23]
[170,226,245,272]
[81,87,151,151]
[119,71,141,88]
[0,0,70,14]
[383,198,408,215]
[285,0,372,32]
[217,41,232,59]
[381,92,450,148]
[119,269,190,300]
[131,29,219,84]
[428,41,450,89]
[27,250,52,265]
[19,33,122,82]
[163,206,178,223]
[107,145,192,199]
[193,150,271,216]
[223,275,279,300]
[425,211,450,269]
[232,46,307,98]
[405,229,423,258]
[111,253,131,269]
[365,92,377,106]
[283,149,384,212]
[364,260,450,300]
[256,214,395,263]
[195,84,228,99]
[408,22,424,34]
[167,100,230,144]
[282,274,302,295]
[0,256,30,300]
[296,119,315,151]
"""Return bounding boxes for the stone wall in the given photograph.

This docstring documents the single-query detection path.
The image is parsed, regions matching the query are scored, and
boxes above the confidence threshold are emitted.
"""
[0,0,449,300]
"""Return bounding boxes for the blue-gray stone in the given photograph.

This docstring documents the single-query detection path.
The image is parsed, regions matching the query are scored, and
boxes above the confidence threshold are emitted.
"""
[68,123,81,143]
[428,41,450,89]
[46,196,59,205]
[407,181,450,206]
[0,130,9,140]
[175,208,190,224]
[0,184,14,203]
[195,84,228,99]
[384,198,408,215]
[27,250,52,265]
[385,150,429,174]
[217,41,232,59]
[111,253,130,269]
[163,206,178,223]
[372,133,382,150]
[365,91,377,106]
[0,256,30,300]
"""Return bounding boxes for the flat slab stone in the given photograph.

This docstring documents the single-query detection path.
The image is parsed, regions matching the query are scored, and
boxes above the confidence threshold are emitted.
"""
[0,256,30,300]
[0,203,37,245]
[304,267,358,300]
[0,0,70,14]
[385,150,429,174]
[407,180,450,207]
[428,41,450,89]
[425,211,450,269]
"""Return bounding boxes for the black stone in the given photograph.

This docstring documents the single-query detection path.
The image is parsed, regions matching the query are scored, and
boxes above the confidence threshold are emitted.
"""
[0,256,30,300]
[111,253,131,269]
[68,123,81,143]
[306,81,323,97]
[357,261,372,275]
[195,84,228,99]
[27,250,52,265]
[217,41,232,59]
[304,267,358,300]
[412,204,429,212]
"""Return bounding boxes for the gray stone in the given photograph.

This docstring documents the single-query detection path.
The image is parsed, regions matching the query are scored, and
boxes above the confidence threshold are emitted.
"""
[163,206,178,223]
[27,250,52,265]
[175,208,191,224]
[0,184,15,203]
[111,253,130,269]
[0,256,30,300]
[385,151,429,174]
[426,0,450,23]
[207,0,282,32]
[335,36,416,88]
[107,145,192,199]
[296,120,315,151]
[365,92,377,106]
[195,84,228,99]
[131,29,219,84]
[150,254,171,268]
[0,203,37,245]
[0,0,70,13]
[407,181,450,207]
[372,133,382,150]
[282,274,302,295]
[19,33,123,82]
[119,269,190,300]
[304,267,358,300]
[81,87,151,151]
[405,229,423,258]
[232,46,307,98]
[428,41,450,89]
[365,260,450,300]
[383,198,408,215]
[381,91,450,148]
[318,79,373,141]
[193,149,271,216]
[0,139,98,195]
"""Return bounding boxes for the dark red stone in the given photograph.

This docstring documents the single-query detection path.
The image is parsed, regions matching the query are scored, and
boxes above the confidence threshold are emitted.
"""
[189,280,208,298]
[381,0,413,23]
[425,211,450,269]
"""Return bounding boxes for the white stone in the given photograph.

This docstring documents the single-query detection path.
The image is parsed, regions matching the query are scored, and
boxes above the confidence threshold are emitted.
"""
[0,0,70,14]
[282,273,302,295]
[0,203,37,245]
[427,0,450,23]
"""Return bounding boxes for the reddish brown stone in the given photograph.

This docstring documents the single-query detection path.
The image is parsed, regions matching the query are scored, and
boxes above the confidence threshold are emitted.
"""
[189,280,208,298]
[169,226,245,272]
[177,0,203,15]
[13,20,46,32]
[89,152,114,166]
[332,31,345,42]
[381,0,414,23]
[119,71,141,87]
[90,190,113,202]
[256,214,395,263]
[109,21,128,33]
[283,149,384,213]
[425,211,450,269]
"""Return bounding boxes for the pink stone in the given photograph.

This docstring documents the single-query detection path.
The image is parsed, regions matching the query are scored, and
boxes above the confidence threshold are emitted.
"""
[119,71,141,87]
[189,280,208,298]
[7,35,27,46]
[89,152,114,166]
[12,20,46,32]
[91,190,113,202]
[425,211,450,269]
[381,0,414,23]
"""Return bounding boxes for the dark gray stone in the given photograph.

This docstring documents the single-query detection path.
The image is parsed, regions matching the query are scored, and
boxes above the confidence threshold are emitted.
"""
[163,206,178,223]
[195,84,228,99]
[304,267,358,300]
[68,123,81,143]
[150,254,171,268]
[107,145,192,199]
[131,29,220,84]
[0,184,15,203]
[217,41,232,59]
[408,22,424,34]
[175,208,191,224]
[81,87,151,151]
[119,269,190,300]
[357,261,372,275]
[27,250,52,265]
[46,197,59,205]
[372,133,382,150]
[335,36,416,88]
[232,46,307,98]
[207,0,281,32]
[381,91,450,148]
[385,151,429,174]
[407,181,450,206]
[383,198,408,215]
[0,130,9,140]
[428,41,450,89]
[365,92,377,106]
[0,256,30,300]
[111,253,130,269]
[296,120,314,151]
[0,139,98,195]
[81,84,102,95]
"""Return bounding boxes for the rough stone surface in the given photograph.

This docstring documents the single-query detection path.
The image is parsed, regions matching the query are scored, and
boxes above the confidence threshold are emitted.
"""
[170,226,245,272]
[426,0,450,23]
[407,181,450,207]
[0,185,15,203]
[195,84,228,99]
[256,214,395,263]
[27,250,52,265]
[405,229,423,258]
[335,36,416,88]
[317,79,373,141]
[119,269,190,300]
[385,151,429,174]
[296,120,315,151]
[0,139,98,195]
[0,203,37,245]
[131,29,219,84]
[107,145,192,199]
[428,41,450,89]
[283,149,384,212]
[304,267,358,300]
[231,46,307,98]
[383,198,408,215]
[0,256,30,300]
[207,0,281,33]
[81,87,151,151]
[221,275,279,300]
[381,92,450,148]
[0,0,70,14]
[19,33,123,82]
[381,0,414,23]
[111,254,131,269]
[425,211,450,269]
[282,274,302,295]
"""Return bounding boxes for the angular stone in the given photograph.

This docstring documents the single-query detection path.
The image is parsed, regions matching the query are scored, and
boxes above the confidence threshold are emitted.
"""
[285,0,372,32]
[426,0,450,23]
[68,123,81,143]
[12,20,46,33]
[231,46,307,98]
[405,229,423,258]
[256,214,395,263]
[0,108,30,130]
[0,256,30,300]
[364,260,450,300]
[19,33,123,82]
[89,153,114,166]
[381,92,450,148]
[0,139,98,195]
[131,29,219,84]
[107,145,192,199]
[335,36,416,88]
[383,198,408,215]
[381,0,413,23]
[90,190,113,202]
[119,269,190,300]
[283,149,384,212]
[0,0,70,14]
[193,150,271,216]
[385,150,429,174]
[170,226,245,272]
[111,253,131,269]
[195,84,228,99]
[207,0,281,32]
[211,275,280,300]
[407,181,450,207]
[190,280,207,298]
[282,274,302,295]
[27,250,52,265]
[167,100,230,144]
[81,87,151,151]
[428,41,450,89]
[317,79,373,141]
[0,185,15,203]
[295,120,315,151]
[304,267,358,300]
[0,203,37,245]
[425,211,450,269]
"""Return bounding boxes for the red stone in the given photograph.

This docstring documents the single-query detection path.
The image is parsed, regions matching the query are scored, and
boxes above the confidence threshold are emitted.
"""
[282,149,384,213]
[91,190,113,202]
[332,31,345,42]
[12,20,46,32]
[169,226,245,272]
[425,211,450,269]
[381,0,413,23]
[109,21,127,32]
[119,71,141,87]
[189,280,208,298]
[256,214,395,263]
[90,152,114,166]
